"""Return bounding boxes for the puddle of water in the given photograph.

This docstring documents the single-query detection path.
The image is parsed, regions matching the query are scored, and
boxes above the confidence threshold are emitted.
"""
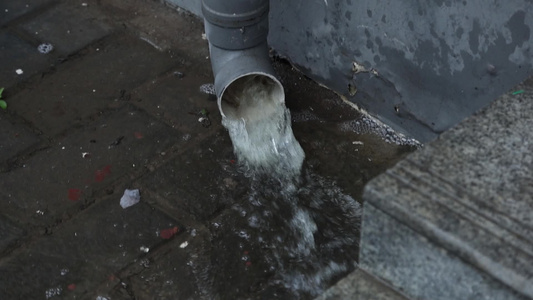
[190,167,362,299]
[208,76,361,299]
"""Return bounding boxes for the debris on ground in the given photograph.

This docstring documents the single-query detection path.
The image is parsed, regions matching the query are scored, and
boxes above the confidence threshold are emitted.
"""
[512,90,524,95]
[179,241,189,248]
[120,189,141,209]
[118,89,131,101]
[198,109,211,127]
[94,165,112,182]
[199,83,215,95]
[37,43,54,54]
[340,116,422,147]
[189,108,211,127]
[0,87,6,109]
[68,188,82,201]
[160,226,179,239]
[15,69,23,75]
[109,136,125,148]
[45,286,62,299]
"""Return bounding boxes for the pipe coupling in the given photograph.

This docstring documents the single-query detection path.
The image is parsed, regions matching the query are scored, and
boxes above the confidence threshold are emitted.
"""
[202,0,269,50]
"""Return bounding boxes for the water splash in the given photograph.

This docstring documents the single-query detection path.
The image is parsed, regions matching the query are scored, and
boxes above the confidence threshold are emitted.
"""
[211,76,361,299]
[222,75,305,179]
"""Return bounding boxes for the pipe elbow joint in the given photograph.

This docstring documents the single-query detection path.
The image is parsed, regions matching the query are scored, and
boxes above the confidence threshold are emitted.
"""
[202,0,284,121]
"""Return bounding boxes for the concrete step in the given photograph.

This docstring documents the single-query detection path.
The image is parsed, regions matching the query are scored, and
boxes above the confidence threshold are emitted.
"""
[360,77,533,299]
[316,267,411,300]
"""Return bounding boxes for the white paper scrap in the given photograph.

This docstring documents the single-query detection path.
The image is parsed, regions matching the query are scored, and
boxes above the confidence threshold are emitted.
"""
[120,189,140,209]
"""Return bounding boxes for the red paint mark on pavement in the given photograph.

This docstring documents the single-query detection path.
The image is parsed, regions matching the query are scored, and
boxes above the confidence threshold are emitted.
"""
[160,226,179,239]
[95,165,112,182]
[67,284,76,291]
[134,132,143,139]
[68,189,81,201]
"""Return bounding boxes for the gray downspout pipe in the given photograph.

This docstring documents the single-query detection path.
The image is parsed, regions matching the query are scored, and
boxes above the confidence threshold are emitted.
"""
[202,0,284,121]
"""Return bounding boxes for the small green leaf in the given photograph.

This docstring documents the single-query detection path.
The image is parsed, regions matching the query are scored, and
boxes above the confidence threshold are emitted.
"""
[0,87,4,99]
[0,100,7,110]
[512,90,524,95]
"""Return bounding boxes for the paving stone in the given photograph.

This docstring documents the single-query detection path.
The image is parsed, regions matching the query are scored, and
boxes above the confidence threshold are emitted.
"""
[0,214,25,255]
[132,65,220,138]
[202,206,283,299]
[104,226,212,300]
[19,1,113,55]
[0,113,41,166]
[7,34,179,136]
[0,31,53,88]
[0,0,54,26]
[103,0,209,59]
[0,195,182,299]
[315,267,410,300]
[360,77,533,299]
[139,130,244,222]
[0,105,182,231]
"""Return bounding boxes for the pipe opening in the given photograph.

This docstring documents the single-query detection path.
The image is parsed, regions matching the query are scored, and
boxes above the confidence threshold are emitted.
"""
[219,74,284,122]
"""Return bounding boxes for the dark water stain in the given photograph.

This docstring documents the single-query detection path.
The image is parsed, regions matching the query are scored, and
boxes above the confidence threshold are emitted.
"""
[469,18,481,54]
[345,11,352,21]
[507,10,530,45]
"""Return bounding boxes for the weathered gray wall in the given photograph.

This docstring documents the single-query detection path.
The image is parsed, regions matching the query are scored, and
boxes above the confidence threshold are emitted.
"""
[166,0,533,142]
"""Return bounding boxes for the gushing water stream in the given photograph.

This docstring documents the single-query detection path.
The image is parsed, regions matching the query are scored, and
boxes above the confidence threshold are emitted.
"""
[221,75,305,179]
[205,76,361,299]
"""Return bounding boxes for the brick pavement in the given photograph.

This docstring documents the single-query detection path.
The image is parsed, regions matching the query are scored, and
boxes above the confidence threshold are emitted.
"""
[0,1,414,299]
[0,1,220,298]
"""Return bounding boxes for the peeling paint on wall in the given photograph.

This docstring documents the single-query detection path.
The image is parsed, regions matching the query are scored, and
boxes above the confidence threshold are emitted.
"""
[166,0,532,142]
[268,0,533,141]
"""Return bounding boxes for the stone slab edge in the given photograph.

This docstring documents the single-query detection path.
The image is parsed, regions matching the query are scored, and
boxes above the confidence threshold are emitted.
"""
[361,78,533,298]
[315,267,411,300]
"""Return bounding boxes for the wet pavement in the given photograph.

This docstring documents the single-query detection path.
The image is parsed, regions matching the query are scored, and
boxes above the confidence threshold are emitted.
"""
[0,0,416,299]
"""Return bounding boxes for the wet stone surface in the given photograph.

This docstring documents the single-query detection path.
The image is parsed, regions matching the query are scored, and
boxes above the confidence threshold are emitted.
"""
[0,0,417,299]
[20,1,113,55]
[0,114,41,171]
[138,131,242,223]
[0,31,53,88]
[0,0,54,27]
[131,65,219,139]
[0,215,25,255]
[0,196,182,300]
[0,105,181,233]
[7,34,178,136]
